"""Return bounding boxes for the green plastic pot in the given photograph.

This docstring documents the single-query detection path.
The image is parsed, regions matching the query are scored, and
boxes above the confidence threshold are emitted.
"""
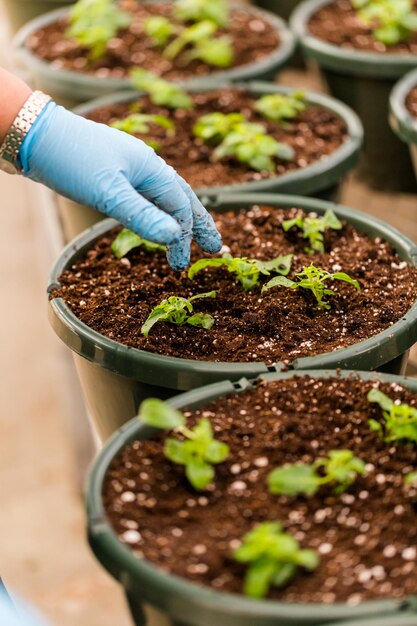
[0,0,75,34]
[57,81,363,241]
[48,193,417,441]
[253,0,301,22]
[13,2,295,108]
[290,0,417,192]
[389,68,417,187]
[87,369,417,626]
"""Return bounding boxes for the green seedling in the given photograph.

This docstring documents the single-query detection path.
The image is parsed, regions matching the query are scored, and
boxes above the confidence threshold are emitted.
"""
[143,15,178,46]
[138,398,229,490]
[188,253,293,291]
[111,112,175,136]
[255,91,307,125]
[262,264,360,310]
[141,291,216,337]
[367,388,417,444]
[174,0,230,27]
[352,0,417,45]
[193,112,246,143]
[214,121,294,172]
[66,0,132,60]
[194,114,294,171]
[282,209,342,254]
[233,522,319,599]
[111,229,166,259]
[163,20,233,67]
[187,35,234,67]
[268,450,366,497]
[130,69,193,109]
[404,471,417,486]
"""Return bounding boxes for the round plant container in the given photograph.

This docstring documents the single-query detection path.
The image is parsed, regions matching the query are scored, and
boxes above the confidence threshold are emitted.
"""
[254,0,301,23]
[13,2,295,108]
[1,0,75,35]
[389,68,417,186]
[57,81,363,241]
[87,369,417,626]
[48,193,417,440]
[290,0,417,192]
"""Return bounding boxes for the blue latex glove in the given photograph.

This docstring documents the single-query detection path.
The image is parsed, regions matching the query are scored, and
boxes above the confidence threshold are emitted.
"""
[19,101,222,270]
[0,588,50,626]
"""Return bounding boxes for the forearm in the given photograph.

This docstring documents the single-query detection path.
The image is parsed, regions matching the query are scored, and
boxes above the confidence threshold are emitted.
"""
[0,68,32,143]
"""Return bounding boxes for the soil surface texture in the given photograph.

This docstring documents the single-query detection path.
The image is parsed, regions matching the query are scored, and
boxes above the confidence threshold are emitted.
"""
[406,86,417,118]
[103,374,417,603]
[308,0,417,54]
[53,205,417,364]
[86,88,347,188]
[26,0,280,81]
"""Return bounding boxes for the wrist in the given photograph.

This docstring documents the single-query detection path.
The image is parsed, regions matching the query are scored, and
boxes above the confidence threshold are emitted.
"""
[0,91,53,175]
[0,69,31,143]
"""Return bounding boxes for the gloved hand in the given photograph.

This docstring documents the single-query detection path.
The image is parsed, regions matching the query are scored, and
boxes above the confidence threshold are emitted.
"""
[19,101,222,270]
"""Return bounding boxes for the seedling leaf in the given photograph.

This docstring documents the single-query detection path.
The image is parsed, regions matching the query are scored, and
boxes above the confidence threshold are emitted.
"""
[188,254,293,291]
[141,292,216,337]
[234,522,319,598]
[255,91,307,125]
[367,388,417,444]
[405,471,417,485]
[144,15,177,46]
[111,229,166,259]
[268,450,366,497]
[262,264,360,310]
[352,0,417,45]
[130,69,193,109]
[139,398,186,429]
[282,209,342,254]
[174,0,230,27]
[67,0,132,60]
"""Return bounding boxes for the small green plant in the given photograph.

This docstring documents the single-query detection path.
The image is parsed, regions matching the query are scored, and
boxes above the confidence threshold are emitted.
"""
[111,229,166,259]
[188,253,293,291]
[174,0,230,27]
[215,122,294,171]
[255,91,307,125]
[193,114,294,171]
[162,20,234,67]
[111,112,175,136]
[282,209,342,254]
[233,522,319,599]
[187,34,234,67]
[143,15,178,46]
[138,398,229,490]
[130,69,193,109]
[193,112,246,143]
[367,388,417,444]
[66,0,132,60]
[352,0,417,45]
[262,264,360,310]
[141,292,216,337]
[268,450,366,497]
[404,471,417,486]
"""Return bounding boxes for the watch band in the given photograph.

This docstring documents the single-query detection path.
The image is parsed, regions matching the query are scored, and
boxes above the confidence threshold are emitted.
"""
[0,90,52,175]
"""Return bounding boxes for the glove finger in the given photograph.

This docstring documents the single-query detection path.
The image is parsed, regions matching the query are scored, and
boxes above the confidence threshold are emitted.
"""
[99,178,181,246]
[133,154,194,270]
[176,176,222,254]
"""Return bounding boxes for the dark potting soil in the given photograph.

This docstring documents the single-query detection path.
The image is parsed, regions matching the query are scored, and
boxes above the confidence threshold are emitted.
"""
[406,86,417,119]
[53,205,417,364]
[26,1,280,81]
[103,375,417,603]
[86,88,348,188]
[308,0,417,54]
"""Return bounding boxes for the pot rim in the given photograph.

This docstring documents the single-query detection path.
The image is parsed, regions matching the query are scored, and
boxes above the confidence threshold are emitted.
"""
[389,68,417,146]
[13,2,295,90]
[48,193,417,384]
[71,80,364,197]
[290,0,417,79]
[87,368,417,624]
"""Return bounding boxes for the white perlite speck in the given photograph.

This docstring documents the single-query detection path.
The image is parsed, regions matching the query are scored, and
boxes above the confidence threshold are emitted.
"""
[402,547,416,561]
[121,530,141,544]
